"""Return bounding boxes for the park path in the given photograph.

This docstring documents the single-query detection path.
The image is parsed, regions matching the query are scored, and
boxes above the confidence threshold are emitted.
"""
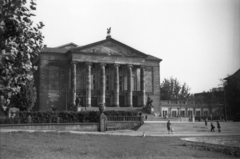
[1,121,240,137]
[1,121,240,148]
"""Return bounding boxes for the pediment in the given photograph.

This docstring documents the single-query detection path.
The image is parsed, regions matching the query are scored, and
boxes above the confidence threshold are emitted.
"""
[70,38,147,58]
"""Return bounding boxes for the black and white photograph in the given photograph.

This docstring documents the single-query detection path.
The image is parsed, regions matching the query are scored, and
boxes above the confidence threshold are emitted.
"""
[1,0,240,158]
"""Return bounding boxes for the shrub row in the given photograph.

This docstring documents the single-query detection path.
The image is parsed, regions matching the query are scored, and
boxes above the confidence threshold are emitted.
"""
[0,110,139,124]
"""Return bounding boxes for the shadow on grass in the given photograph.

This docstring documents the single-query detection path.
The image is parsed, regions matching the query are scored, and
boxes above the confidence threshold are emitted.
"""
[132,124,143,131]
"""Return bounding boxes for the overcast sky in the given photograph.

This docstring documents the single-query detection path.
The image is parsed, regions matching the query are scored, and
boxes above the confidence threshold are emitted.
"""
[32,0,240,94]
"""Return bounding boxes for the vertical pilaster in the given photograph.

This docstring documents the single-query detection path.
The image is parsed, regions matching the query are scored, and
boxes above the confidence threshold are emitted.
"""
[159,107,162,117]
[71,62,77,106]
[114,64,119,107]
[86,62,92,107]
[169,108,172,117]
[140,66,146,107]
[100,63,106,105]
[127,65,133,107]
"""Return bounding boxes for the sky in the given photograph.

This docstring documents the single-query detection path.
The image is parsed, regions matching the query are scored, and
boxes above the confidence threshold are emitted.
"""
[32,0,240,94]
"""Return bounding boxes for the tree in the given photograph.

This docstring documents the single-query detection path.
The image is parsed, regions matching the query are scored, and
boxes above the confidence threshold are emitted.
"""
[10,79,37,111]
[0,0,44,112]
[160,77,191,101]
[160,77,191,117]
[160,78,172,100]
[195,89,224,117]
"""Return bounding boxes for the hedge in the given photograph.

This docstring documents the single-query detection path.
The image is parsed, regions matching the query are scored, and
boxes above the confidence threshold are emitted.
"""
[0,110,139,124]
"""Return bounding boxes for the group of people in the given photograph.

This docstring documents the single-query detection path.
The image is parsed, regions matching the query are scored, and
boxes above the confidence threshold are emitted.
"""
[210,120,221,132]
[205,118,221,132]
[167,119,222,134]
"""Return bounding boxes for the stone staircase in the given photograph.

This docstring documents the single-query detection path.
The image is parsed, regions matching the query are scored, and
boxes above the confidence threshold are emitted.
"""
[143,114,179,121]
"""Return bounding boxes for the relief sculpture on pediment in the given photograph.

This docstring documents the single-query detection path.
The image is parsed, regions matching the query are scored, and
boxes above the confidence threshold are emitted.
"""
[80,41,139,57]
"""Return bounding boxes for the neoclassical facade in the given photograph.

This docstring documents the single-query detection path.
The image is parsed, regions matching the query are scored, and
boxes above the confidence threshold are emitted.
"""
[35,36,162,111]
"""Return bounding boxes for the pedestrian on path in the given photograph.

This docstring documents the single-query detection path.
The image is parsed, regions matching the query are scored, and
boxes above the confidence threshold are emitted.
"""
[217,120,221,132]
[205,118,208,126]
[167,120,173,134]
[210,122,215,132]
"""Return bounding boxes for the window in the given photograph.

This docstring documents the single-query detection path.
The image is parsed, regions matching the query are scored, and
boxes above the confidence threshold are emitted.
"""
[49,66,59,90]
[172,111,177,117]
[92,75,96,90]
[188,111,192,116]
[196,111,200,116]
[105,66,110,90]
[106,75,109,90]
[119,68,123,91]
[163,110,167,117]
[203,111,208,116]
[181,110,185,117]
[91,97,98,107]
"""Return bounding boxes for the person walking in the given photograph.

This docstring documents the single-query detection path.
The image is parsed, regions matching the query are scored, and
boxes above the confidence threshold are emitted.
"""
[217,120,221,132]
[210,122,215,132]
[167,120,173,134]
[205,118,208,126]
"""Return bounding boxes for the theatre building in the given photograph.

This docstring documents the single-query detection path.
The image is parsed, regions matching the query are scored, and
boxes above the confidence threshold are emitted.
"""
[34,35,162,111]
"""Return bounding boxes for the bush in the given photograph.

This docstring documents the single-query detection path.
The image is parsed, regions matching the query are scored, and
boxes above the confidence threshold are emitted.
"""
[0,110,138,124]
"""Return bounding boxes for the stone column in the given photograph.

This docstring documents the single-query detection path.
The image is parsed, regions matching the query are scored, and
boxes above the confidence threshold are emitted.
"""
[86,62,92,107]
[100,63,106,104]
[140,66,146,107]
[159,107,162,117]
[185,108,188,117]
[201,108,204,116]
[114,64,119,107]
[127,65,133,107]
[169,108,172,117]
[71,62,77,106]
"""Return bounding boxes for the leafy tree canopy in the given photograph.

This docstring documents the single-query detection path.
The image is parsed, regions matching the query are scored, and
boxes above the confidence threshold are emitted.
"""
[160,77,191,101]
[0,0,44,110]
[10,79,37,111]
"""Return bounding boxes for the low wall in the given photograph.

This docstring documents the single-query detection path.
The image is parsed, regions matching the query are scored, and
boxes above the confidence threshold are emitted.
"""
[0,123,99,132]
[178,117,190,122]
[106,121,141,130]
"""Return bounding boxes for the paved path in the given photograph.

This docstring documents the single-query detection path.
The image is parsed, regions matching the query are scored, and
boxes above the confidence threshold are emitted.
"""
[1,121,240,137]
[2,121,240,148]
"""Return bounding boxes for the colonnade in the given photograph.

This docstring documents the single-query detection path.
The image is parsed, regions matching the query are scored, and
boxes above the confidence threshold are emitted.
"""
[162,107,222,117]
[70,62,146,107]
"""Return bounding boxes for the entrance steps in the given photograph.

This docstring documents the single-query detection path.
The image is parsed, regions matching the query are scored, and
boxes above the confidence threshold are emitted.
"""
[144,115,179,121]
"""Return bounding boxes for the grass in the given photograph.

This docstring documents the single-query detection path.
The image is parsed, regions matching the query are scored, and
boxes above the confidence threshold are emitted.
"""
[1,131,239,159]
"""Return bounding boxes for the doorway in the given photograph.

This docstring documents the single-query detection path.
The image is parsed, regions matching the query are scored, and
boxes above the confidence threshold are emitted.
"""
[119,95,125,107]
[133,96,138,107]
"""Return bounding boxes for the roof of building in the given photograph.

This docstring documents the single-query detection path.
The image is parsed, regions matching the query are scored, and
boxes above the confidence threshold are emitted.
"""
[40,36,162,61]
[55,42,78,49]
[41,47,69,53]
[224,69,240,80]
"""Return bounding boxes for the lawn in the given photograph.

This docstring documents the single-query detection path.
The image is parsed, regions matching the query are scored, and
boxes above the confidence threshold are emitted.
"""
[0,131,239,159]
